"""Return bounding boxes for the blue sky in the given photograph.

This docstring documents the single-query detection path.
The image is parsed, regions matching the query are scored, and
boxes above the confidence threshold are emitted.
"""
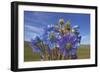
[24,11,90,45]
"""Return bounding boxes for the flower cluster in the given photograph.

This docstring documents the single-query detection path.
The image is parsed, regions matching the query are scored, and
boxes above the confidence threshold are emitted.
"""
[30,18,81,60]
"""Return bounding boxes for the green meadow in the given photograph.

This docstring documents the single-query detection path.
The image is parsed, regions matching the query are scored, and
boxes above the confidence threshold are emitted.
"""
[24,41,90,62]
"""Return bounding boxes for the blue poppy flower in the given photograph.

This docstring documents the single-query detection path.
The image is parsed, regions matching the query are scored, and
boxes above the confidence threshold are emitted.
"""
[58,33,80,56]
[30,36,45,52]
[43,25,60,50]
[30,38,41,53]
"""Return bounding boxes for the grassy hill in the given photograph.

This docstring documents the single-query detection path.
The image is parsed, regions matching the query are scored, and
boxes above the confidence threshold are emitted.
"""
[24,41,90,62]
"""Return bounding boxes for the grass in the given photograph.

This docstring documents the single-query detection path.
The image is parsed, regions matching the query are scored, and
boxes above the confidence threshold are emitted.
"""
[24,41,90,62]
[24,41,40,61]
[77,45,90,59]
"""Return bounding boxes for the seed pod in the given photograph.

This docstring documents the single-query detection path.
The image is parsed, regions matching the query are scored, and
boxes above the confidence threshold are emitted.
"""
[59,18,64,25]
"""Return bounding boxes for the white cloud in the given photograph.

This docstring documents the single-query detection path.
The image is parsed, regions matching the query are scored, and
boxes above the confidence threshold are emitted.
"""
[25,24,44,34]
[81,35,90,45]
[24,24,44,42]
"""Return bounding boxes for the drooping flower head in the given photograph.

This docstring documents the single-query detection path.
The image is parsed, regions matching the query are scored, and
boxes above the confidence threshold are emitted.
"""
[72,25,80,35]
[30,37,41,53]
[72,25,81,43]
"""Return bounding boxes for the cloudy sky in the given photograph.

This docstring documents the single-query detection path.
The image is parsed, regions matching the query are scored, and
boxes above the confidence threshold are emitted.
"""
[24,11,90,45]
